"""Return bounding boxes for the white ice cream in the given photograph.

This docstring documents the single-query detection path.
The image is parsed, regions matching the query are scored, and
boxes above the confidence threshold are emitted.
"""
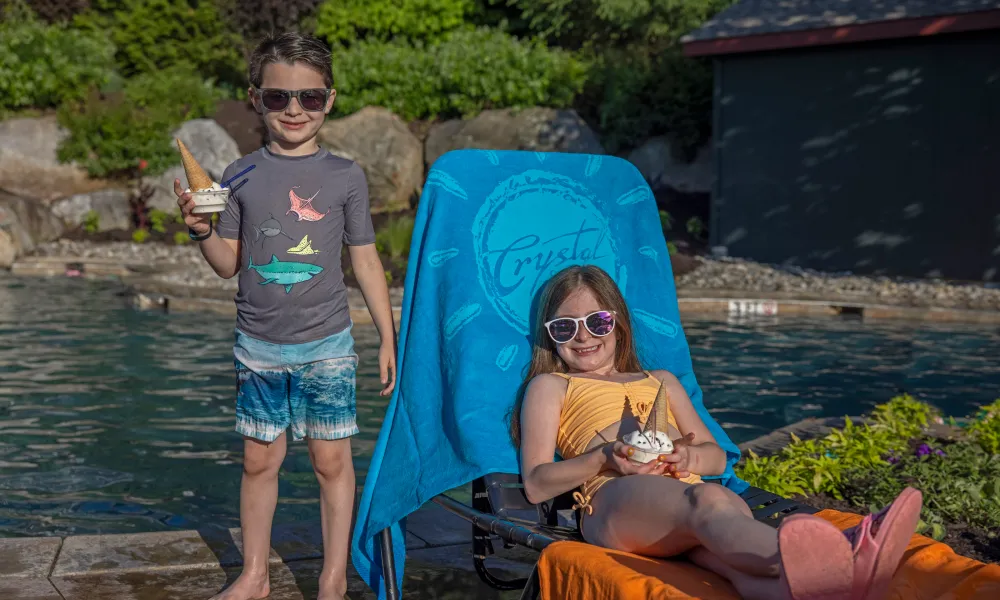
[187,182,229,214]
[623,430,674,463]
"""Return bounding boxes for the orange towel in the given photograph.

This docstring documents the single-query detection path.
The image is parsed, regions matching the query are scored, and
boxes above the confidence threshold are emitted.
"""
[537,509,1000,600]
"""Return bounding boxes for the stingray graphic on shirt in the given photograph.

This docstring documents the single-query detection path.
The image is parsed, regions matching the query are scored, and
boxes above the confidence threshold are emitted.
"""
[287,187,330,222]
[248,254,323,293]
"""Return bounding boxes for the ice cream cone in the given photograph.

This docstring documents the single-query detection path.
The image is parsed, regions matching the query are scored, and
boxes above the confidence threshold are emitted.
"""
[176,138,214,191]
[642,382,668,437]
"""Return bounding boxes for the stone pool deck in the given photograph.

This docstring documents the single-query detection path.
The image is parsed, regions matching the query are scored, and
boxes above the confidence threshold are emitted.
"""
[10,254,1000,325]
[0,501,533,600]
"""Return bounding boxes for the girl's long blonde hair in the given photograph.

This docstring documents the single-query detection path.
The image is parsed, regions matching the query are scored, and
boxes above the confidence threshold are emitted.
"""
[508,265,643,446]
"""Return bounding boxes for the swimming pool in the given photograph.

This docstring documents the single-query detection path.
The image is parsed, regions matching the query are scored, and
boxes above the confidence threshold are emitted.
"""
[1,274,998,537]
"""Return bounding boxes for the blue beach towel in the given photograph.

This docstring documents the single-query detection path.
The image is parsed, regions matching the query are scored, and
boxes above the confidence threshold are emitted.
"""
[351,150,748,598]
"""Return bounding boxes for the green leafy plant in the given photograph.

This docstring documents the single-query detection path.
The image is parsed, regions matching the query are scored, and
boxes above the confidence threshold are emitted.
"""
[686,216,705,239]
[666,241,678,256]
[384,270,393,286]
[739,395,1000,541]
[316,0,473,45]
[132,228,150,243]
[218,0,323,41]
[332,27,586,120]
[20,0,92,23]
[659,209,673,231]
[0,9,115,110]
[73,0,244,82]
[82,210,100,234]
[173,230,189,245]
[57,65,224,177]
[148,209,169,234]
[374,215,415,260]
[968,399,1000,455]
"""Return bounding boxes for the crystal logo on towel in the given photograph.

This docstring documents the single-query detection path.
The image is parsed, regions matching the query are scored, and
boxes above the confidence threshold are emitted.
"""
[473,171,620,334]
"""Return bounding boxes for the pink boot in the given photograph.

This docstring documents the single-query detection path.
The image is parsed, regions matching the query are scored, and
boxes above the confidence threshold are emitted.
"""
[778,514,854,600]
[843,487,923,600]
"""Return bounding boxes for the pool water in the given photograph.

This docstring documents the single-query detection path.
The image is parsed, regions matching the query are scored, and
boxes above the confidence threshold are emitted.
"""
[1,275,998,538]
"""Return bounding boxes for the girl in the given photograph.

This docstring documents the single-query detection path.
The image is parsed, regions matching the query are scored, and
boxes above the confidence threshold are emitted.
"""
[511,265,922,600]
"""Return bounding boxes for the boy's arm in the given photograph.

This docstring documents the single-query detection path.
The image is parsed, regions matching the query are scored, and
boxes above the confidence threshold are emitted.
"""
[349,243,396,396]
[174,178,240,278]
[343,163,396,396]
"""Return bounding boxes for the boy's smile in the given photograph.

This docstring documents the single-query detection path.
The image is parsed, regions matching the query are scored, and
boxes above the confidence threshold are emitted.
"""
[250,61,335,156]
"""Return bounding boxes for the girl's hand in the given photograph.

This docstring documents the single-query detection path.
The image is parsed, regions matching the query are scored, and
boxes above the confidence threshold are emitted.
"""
[603,442,670,476]
[660,432,696,479]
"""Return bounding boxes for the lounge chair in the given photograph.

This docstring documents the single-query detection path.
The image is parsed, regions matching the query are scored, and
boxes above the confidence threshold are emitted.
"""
[353,149,810,600]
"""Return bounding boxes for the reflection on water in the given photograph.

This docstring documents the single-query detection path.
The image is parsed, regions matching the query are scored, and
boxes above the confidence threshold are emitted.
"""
[1,274,999,538]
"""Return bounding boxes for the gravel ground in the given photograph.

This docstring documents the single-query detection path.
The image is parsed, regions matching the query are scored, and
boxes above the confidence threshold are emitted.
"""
[676,256,1000,311]
[26,241,1000,311]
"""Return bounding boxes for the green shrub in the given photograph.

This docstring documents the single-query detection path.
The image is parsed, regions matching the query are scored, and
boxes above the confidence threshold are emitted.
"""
[0,12,115,110]
[333,28,586,120]
[173,230,189,245]
[82,210,100,234]
[968,399,1000,455]
[591,47,714,154]
[149,209,169,234]
[736,395,936,499]
[316,0,473,46]
[375,215,415,260]
[132,228,150,243]
[21,0,92,23]
[57,66,224,178]
[74,0,244,82]
[738,395,1000,540]
[218,0,323,41]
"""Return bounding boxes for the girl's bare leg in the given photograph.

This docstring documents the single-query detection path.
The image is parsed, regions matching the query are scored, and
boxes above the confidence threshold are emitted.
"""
[211,434,287,600]
[583,476,780,578]
[688,546,784,600]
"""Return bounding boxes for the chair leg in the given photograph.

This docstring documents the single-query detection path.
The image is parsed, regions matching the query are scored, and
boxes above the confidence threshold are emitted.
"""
[517,564,541,600]
[380,528,400,600]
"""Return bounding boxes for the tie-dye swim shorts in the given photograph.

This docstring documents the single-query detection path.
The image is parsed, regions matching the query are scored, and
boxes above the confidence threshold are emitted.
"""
[232,327,359,442]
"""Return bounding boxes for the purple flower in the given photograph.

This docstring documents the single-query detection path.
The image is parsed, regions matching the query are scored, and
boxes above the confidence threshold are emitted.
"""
[916,443,932,457]
[886,455,900,465]
[935,448,946,457]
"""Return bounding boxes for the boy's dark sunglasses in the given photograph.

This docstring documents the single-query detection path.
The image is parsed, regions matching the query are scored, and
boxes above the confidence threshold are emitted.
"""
[254,88,331,112]
[544,311,617,344]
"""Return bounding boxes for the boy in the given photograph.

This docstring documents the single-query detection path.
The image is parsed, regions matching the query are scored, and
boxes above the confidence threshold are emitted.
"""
[175,32,397,600]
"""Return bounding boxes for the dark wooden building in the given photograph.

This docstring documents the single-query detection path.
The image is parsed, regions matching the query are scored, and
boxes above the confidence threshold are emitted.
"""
[683,1,1000,281]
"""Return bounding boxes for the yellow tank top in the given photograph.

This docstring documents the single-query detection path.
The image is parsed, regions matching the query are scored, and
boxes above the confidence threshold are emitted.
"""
[552,371,683,460]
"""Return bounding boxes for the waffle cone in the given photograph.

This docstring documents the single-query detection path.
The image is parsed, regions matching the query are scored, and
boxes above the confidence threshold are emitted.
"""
[176,138,214,191]
[642,382,669,436]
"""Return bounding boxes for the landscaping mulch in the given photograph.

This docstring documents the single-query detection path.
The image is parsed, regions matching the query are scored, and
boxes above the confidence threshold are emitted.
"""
[797,492,1000,565]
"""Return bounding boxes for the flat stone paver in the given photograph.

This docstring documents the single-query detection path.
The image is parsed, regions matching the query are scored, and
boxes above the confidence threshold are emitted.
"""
[52,530,220,576]
[0,577,63,600]
[404,503,470,547]
[0,537,62,578]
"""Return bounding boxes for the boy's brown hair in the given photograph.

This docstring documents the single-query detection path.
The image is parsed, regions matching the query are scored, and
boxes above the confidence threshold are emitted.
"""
[248,32,334,88]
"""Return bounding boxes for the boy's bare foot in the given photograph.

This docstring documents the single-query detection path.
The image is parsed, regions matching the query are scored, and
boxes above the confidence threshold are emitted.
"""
[317,574,347,600]
[209,571,270,600]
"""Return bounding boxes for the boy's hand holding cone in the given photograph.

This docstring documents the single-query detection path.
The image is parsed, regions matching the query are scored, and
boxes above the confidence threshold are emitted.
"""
[174,139,214,236]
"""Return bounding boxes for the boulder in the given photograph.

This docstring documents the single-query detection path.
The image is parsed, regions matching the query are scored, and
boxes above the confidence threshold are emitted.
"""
[318,107,423,213]
[0,193,64,268]
[424,108,605,167]
[0,116,109,203]
[147,119,243,212]
[51,189,132,232]
[628,137,714,195]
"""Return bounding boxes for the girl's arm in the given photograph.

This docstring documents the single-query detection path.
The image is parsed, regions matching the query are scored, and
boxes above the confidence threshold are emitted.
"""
[652,370,728,476]
[519,375,607,504]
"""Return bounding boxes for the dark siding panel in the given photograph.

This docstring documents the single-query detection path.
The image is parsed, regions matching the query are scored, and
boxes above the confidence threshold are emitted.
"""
[714,30,1000,280]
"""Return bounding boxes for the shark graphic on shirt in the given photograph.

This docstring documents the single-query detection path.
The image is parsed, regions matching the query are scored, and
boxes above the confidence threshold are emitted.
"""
[287,187,330,222]
[248,254,323,293]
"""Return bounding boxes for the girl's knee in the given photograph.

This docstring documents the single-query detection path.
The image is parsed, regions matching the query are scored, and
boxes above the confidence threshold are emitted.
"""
[685,484,747,522]
[309,439,353,482]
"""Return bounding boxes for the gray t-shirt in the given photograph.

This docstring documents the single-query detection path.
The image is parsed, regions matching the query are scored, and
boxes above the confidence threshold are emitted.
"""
[216,147,376,344]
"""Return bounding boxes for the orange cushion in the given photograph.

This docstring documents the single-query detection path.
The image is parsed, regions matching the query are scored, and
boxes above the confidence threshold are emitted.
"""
[537,509,1000,600]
